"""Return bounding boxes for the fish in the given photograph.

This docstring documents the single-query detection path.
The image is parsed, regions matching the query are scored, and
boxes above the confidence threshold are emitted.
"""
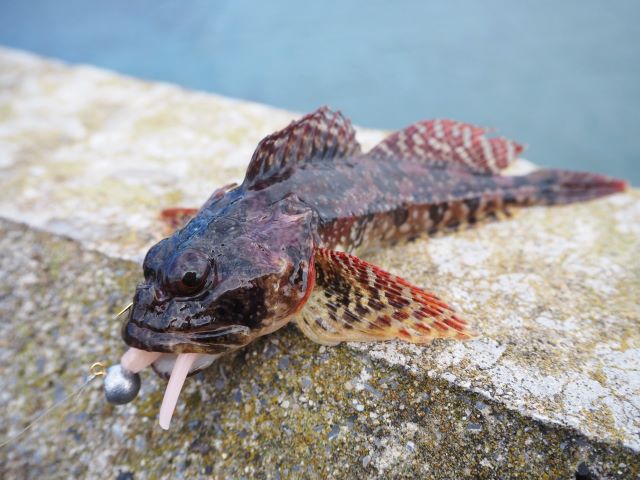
[118,107,627,429]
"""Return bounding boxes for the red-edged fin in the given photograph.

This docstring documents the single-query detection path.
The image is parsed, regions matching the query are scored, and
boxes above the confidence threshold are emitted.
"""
[160,182,238,232]
[160,207,199,233]
[368,119,524,174]
[244,107,361,190]
[296,248,475,345]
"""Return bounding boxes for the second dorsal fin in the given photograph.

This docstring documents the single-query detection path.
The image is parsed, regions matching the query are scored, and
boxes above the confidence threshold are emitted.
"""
[368,119,524,174]
[244,107,361,190]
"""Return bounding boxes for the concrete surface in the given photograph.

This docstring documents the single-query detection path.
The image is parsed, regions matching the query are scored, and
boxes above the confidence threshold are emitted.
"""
[0,47,638,479]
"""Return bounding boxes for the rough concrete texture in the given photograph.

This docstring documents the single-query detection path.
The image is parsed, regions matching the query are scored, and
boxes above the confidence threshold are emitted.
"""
[0,48,638,479]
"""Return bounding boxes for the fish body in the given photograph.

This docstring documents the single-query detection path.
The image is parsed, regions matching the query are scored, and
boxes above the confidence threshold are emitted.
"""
[119,107,627,428]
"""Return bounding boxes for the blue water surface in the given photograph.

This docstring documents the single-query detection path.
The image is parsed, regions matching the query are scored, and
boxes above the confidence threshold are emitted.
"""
[1,0,638,183]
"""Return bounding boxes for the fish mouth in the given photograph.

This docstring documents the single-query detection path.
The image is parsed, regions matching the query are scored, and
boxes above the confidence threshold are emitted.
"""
[122,321,250,354]
[120,321,251,430]
[121,347,223,430]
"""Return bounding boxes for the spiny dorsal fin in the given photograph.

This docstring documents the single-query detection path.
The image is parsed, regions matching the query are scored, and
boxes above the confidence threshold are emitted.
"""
[295,248,475,345]
[368,119,524,174]
[244,107,361,190]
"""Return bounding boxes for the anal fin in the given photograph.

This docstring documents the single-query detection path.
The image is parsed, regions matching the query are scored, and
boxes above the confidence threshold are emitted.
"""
[296,248,475,345]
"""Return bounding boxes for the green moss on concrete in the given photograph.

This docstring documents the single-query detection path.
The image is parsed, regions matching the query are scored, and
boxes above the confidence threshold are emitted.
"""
[1,219,637,479]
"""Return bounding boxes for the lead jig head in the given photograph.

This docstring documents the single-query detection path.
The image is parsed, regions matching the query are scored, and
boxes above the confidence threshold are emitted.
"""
[103,364,141,405]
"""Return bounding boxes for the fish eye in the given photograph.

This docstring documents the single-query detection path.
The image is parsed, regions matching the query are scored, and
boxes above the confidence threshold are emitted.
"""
[181,271,200,288]
[164,250,212,296]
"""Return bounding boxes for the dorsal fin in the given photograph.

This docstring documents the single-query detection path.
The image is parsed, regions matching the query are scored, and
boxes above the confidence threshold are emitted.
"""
[368,119,524,174]
[244,107,361,190]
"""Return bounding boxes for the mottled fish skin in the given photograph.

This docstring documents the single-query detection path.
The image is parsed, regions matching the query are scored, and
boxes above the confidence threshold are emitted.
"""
[273,159,523,254]
[122,107,627,357]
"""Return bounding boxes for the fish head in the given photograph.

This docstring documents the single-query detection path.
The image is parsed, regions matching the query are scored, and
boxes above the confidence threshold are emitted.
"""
[122,191,317,366]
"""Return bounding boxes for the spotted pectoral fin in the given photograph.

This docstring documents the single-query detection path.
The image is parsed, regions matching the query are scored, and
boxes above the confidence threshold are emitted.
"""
[295,248,475,346]
[244,107,361,190]
[368,119,524,174]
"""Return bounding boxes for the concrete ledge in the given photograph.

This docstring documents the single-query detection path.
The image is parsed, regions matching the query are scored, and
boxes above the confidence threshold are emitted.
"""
[1,48,639,479]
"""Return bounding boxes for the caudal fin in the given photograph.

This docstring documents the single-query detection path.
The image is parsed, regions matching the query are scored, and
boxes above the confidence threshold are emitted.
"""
[519,169,628,206]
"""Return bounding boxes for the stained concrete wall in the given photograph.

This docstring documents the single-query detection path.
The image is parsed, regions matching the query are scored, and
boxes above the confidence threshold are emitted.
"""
[1,48,638,479]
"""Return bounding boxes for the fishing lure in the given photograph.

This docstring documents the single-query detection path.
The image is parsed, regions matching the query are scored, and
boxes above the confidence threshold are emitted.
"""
[107,107,627,428]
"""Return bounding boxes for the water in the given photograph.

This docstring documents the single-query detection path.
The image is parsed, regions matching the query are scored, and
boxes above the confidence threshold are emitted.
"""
[1,0,638,184]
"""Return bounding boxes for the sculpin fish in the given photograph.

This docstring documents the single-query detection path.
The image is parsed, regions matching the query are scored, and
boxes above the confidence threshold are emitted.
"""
[117,107,627,428]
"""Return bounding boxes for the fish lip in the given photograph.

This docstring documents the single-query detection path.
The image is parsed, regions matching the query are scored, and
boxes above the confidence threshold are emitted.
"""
[122,322,247,354]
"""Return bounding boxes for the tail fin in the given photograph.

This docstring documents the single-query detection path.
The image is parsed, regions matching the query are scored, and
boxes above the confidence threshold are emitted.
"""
[517,169,627,206]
